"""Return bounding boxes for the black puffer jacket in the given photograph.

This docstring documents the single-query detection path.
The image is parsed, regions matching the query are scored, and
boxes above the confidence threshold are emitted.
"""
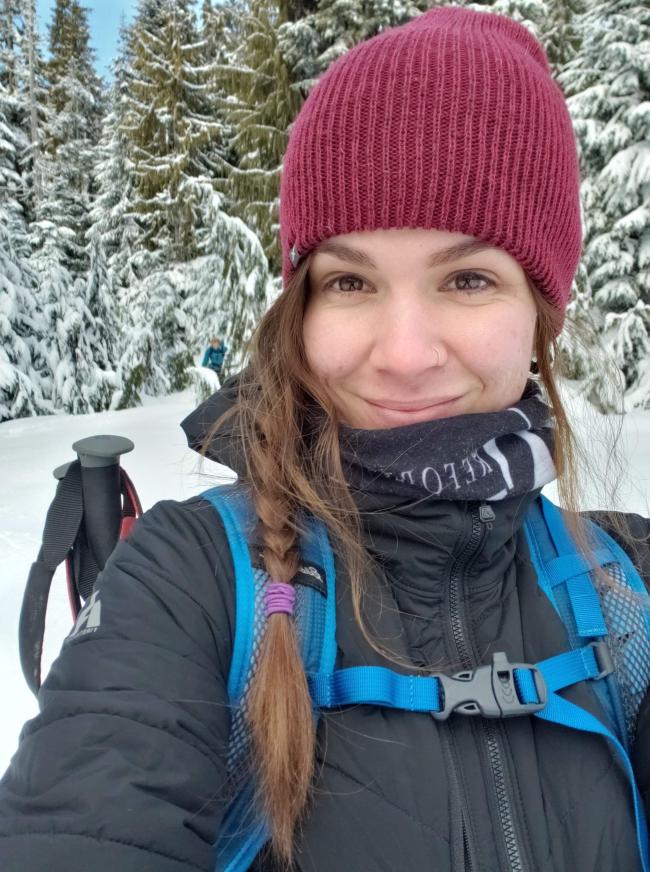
[0,387,649,872]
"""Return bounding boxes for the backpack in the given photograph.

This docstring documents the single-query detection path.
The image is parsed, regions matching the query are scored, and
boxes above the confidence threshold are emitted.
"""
[201,484,650,872]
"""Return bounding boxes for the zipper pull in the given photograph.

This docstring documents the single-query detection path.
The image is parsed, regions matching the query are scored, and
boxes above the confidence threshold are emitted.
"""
[479,503,495,529]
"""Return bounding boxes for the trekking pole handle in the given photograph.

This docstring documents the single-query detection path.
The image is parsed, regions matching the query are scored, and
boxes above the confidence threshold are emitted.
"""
[71,436,135,570]
[72,435,134,469]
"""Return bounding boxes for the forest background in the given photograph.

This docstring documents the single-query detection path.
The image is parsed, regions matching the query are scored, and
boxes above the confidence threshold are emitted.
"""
[1,0,649,422]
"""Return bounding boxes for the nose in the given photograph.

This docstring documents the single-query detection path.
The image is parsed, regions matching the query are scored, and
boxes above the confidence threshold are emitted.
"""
[369,291,448,377]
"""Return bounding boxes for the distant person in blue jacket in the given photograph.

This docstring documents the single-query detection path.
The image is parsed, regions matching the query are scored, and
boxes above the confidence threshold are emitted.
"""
[202,337,227,376]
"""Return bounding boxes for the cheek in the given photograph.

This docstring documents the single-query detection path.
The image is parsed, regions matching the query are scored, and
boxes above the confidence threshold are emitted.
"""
[303,310,360,381]
[469,310,536,382]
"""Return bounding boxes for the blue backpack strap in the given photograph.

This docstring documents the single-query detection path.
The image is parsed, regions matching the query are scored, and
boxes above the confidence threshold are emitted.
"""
[524,494,650,872]
[515,646,650,872]
[200,484,337,872]
[529,496,610,637]
[308,654,546,719]
[524,495,628,737]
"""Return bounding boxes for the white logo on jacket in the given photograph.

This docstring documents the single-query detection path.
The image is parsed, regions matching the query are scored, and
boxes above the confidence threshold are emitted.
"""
[68,590,102,639]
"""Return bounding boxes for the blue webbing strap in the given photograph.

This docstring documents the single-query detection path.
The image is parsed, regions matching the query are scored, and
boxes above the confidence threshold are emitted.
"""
[308,665,443,711]
[201,487,270,872]
[534,658,650,872]
[545,549,614,586]
[584,517,650,633]
[515,646,603,704]
[217,781,268,872]
[297,513,338,676]
[308,647,603,714]
[539,496,608,638]
[202,486,258,703]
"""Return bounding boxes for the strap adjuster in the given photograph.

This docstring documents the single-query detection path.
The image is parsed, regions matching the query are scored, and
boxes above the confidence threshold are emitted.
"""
[588,640,614,680]
[431,652,547,720]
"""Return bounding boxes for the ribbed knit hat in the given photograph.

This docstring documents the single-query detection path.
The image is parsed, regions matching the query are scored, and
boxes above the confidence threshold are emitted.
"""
[279,6,582,318]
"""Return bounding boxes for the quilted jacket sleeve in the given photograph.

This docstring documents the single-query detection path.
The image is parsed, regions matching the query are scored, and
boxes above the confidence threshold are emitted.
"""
[0,497,235,872]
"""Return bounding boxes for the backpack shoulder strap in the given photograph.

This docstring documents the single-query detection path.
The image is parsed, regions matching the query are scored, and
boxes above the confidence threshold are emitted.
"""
[200,484,337,872]
[524,494,650,736]
[523,494,650,872]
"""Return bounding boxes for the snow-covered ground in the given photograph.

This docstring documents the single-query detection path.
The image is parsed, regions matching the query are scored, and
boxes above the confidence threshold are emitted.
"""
[1,385,649,773]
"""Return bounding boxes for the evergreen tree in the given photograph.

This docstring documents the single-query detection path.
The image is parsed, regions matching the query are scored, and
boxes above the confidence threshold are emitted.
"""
[85,23,137,396]
[0,0,49,222]
[38,0,104,282]
[463,0,548,41]
[114,267,188,409]
[559,0,650,408]
[0,80,48,420]
[111,0,253,407]
[116,178,270,405]
[279,0,426,92]
[25,0,112,414]
[123,0,224,269]
[184,179,270,375]
[31,212,115,414]
[540,0,586,75]
[217,1,301,275]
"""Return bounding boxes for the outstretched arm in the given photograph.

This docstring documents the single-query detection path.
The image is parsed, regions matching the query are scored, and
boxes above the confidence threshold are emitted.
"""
[0,497,236,872]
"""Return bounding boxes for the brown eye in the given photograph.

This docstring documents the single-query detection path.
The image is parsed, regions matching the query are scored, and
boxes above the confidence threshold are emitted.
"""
[448,271,494,294]
[338,275,365,292]
[324,274,369,293]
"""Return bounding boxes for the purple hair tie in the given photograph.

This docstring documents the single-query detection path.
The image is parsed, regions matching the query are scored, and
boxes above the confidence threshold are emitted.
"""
[264,581,296,616]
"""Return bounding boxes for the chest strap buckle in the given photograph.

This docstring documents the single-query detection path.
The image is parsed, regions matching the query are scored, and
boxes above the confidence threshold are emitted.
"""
[431,652,547,720]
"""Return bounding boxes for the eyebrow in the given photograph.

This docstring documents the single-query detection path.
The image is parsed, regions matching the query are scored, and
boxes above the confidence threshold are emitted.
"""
[314,238,499,269]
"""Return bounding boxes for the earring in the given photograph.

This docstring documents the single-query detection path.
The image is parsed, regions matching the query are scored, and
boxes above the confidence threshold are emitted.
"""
[530,356,539,375]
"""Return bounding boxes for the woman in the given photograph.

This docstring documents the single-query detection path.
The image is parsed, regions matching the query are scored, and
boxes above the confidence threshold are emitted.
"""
[1,7,648,871]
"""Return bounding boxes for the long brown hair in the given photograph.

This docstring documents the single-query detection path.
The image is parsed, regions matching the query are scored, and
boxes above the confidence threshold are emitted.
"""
[203,254,624,865]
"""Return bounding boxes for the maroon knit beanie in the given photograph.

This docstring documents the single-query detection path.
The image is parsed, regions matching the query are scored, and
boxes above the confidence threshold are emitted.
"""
[279,6,582,319]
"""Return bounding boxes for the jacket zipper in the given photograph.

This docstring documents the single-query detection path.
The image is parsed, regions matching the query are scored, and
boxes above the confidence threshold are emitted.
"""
[462,811,475,872]
[439,725,477,872]
[447,503,525,872]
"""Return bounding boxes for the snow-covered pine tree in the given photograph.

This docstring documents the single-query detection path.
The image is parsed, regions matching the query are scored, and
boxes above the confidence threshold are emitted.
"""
[215,0,303,275]
[85,22,137,403]
[26,0,113,414]
[123,0,224,267]
[462,0,548,43]
[539,0,586,76]
[115,0,243,405]
[201,0,248,65]
[0,82,49,420]
[31,213,115,415]
[115,176,271,407]
[184,179,270,376]
[114,267,189,409]
[559,0,650,409]
[278,0,426,94]
[0,2,50,420]
[39,0,103,282]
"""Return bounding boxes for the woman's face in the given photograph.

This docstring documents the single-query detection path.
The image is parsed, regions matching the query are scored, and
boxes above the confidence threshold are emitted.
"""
[304,228,538,429]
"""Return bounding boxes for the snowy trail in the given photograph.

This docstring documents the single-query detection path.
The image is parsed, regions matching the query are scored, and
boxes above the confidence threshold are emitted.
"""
[0,386,649,772]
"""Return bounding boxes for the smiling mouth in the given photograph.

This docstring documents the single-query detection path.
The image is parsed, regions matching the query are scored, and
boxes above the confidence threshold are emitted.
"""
[366,397,461,412]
